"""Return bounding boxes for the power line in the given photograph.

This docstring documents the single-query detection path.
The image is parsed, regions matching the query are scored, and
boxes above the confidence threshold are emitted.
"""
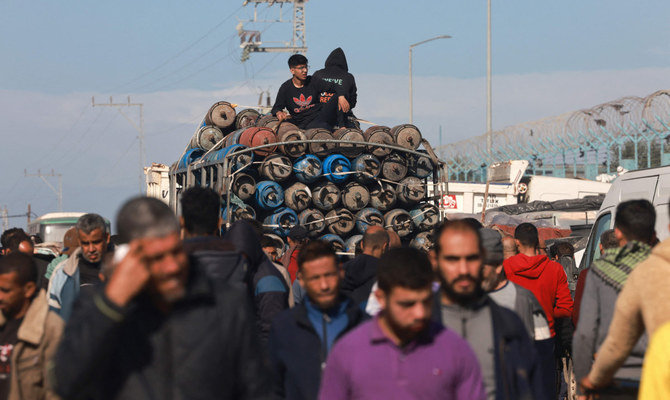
[129,33,238,93]
[105,5,244,93]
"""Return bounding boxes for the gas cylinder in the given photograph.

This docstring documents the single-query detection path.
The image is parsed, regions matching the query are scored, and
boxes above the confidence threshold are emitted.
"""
[305,128,335,157]
[352,154,381,183]
[276,122,307,158]
[178,148,205,169]
[221,204,256,223]
[408,152,433,179]
[284,182,312,212]
[364,125,394,157]
[263,207,299,238]
[409,203,440,231]
[319,234,345,253]
[205,101,236,130]
[189,125,224,151]
[255,181,284,210]
[341,182,370,212]
[333,127,365,158]
[312,182,341,211]
[259,154,293,182]
[396,176,425,204]
[369,183,397,212]
[322,154,351,184]
[325,208,356,236]
[384,209,413,238]
[355,208,384,234]
[293,155,323,184]
[231,173,256,201]
[298,208,326,238]
[410,231,434,253]
[381,153,408,182]
[235,108,260,129]
[344,234,363,257]
[390,124,422,150]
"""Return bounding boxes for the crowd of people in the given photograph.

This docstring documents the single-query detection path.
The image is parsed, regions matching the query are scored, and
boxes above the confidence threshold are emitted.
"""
[1,187,669,399]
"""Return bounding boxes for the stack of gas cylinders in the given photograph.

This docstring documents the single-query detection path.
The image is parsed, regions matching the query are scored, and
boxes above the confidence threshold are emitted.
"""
[178,101,441,256]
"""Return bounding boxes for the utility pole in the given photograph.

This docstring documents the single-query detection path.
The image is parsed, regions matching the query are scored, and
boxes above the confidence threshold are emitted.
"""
[92,96,145,194]
[27,204,31,226]
[2,207,8,232]
[238,0,308,61]
[486,0,493,160]
[24,169,63,211]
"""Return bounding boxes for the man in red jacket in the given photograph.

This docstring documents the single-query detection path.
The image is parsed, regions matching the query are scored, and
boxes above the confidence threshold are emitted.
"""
[503,223,573,338]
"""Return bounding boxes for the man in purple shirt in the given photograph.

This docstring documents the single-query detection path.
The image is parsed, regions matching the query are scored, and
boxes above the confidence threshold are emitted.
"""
[318,247,485,400]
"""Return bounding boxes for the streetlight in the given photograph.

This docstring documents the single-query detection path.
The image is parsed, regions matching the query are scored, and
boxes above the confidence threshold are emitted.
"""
[409,35,451,124]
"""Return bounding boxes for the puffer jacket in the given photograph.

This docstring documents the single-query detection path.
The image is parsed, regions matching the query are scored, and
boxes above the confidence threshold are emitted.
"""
[7,290,63,400]
[53,263,271,400]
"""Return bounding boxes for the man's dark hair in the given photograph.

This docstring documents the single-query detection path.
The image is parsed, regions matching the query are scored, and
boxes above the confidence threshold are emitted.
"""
[433,219,484,256]
[77,213,108,235]
[5,230,30,253]
[553,241,574,258]
[377,247,434,293]
[117,197,180,243]
[180,186,221,236]
[362,228,389,250]
[1,228,23,249]
[462,217,483,230]
[615,199,656,244]
[0,252,37,285]
[288,54,308,68]
[600,229,618,250]
[514,222,539,248]
[297,240,337,272]
[261,235,276,248]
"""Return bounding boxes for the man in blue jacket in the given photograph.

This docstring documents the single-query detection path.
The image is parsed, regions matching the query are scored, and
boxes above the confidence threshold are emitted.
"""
[268,240,367,400]
[432,219,547,400]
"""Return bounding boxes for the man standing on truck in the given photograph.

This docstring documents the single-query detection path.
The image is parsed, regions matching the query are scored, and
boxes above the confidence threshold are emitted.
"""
[271,54,349,131]
[312,47,358,128]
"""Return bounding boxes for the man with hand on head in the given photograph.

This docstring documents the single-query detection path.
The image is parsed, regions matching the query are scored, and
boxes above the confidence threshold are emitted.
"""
[53,197,271,400]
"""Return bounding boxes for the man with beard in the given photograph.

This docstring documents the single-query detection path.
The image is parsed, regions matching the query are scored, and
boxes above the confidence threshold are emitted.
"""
[53,197,271,400]
[319,247,485,400]
[432,220,546,400]
[47,213,111,321]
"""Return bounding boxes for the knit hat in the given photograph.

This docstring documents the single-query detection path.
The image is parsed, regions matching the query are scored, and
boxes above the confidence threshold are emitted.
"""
[480,228,504,266]
[288,225,308,241]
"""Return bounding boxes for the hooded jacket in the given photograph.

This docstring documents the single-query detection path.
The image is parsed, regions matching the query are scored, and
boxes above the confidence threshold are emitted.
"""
[224,222,289,341]
[340,254,378,307]
[312,48,357,109]
[503,253,573,336]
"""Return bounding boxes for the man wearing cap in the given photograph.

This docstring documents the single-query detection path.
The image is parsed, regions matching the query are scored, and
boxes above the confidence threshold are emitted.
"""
[432,220,546,400]
[480,228,555,397]
[281,225,308,284]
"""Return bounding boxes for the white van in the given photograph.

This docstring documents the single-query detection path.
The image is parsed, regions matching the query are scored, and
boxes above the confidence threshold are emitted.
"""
[578,166,670,270]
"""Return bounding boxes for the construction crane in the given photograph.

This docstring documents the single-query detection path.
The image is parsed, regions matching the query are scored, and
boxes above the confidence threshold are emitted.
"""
[237,0,307,62]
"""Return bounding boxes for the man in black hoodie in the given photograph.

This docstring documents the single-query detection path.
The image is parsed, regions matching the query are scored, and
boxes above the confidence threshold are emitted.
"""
[340,226,388,307]
[271,54,349,130]
[224,221,290,342]
[312,47,358,128]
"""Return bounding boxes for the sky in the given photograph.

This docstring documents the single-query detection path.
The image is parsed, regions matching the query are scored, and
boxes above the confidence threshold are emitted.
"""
[2,0,670,229]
